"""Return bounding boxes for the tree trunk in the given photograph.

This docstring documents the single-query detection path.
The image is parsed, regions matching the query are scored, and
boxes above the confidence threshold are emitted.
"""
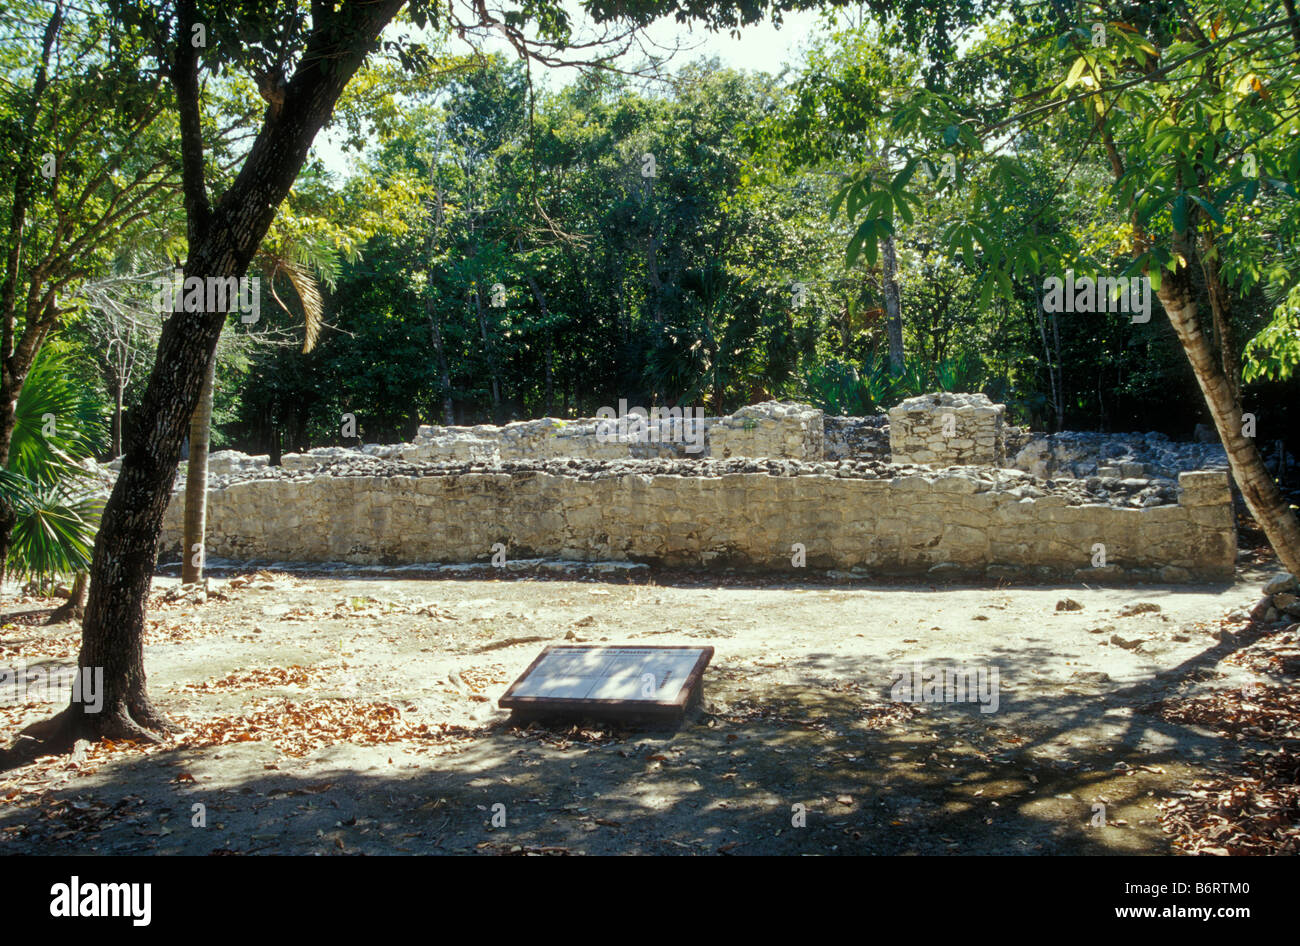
[474,288,502,422]
[524,273,555,414]
[1,1,406,759]
[1049,309,1065,429]
[1156,263,1300,576]
[47,573,88,624]
[545,340,555,415]
[1035,301,1062,431]
[112,373,124,458]
[643,174,663,330]
[181,354,215,584]
[46,297,222,748]
[1198,227,1240,406]
[429,308,454,425]
[880,233,905,374]
[0,378,17,581]
[423,180,454,425]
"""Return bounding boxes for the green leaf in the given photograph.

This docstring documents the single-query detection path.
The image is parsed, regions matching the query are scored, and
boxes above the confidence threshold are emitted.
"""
[829,184,851,219]
[1189,194,1224,226]
[1171,193,1188,234]
[894,190,914,225]
[1065,56,1089,87]
[846,233,865,268]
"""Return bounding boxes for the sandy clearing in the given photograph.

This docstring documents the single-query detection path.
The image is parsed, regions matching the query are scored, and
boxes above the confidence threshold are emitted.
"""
[0,564,1279,855]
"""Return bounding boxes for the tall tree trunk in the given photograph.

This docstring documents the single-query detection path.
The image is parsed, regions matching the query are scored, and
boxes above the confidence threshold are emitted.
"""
[1035,302,1062,431]
[1198,227,1240,406]
[1156,257,1300,576]
[643,174,663,329]
[1104,119,1298,574]
[423,181,453,425]
[880,233,905,374]
[524,273,555,414]
[181,354,215,584]
[112,372,124,458]
[429,308,454,425]
[474,288,502,422]
[545,339,555,415]
[47,572,89,624]
[1,0,406,759]
[1050,309,1065,429]
[0,382,18,581]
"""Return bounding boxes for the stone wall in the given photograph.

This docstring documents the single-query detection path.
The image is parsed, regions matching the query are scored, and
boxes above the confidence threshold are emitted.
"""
[160,460,1235,582]
[707,402,823,460]
[272,400,822,469]
[823,415,890,461]
[889,393,1005,466]
[1010,431,1228,480]
[182,394,1223,478]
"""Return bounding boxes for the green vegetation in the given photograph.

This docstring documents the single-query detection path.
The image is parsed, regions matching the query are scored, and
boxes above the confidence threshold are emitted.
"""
[0,346,105,585]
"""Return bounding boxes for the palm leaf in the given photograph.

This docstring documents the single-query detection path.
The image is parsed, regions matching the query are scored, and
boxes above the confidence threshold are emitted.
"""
[0,470,100,583]
[9,347,105,485]
[262,253,325,354]
[2,347,105,584]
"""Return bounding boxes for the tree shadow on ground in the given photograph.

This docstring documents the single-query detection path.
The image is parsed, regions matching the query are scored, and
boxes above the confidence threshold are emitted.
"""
[0,617,1278,855]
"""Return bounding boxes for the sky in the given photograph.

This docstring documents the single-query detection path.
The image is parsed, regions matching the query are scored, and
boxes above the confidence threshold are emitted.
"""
[310,4,837,176]
[539,4,833,83]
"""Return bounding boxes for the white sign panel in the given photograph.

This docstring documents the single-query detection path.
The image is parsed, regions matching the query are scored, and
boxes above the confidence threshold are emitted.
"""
[500,645,713,717]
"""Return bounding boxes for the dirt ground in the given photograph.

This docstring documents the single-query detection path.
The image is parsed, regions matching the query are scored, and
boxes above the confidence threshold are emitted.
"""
[0,560,1284,855]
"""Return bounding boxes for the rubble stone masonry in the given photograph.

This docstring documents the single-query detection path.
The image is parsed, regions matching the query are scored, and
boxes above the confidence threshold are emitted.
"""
[159,459,1235,582]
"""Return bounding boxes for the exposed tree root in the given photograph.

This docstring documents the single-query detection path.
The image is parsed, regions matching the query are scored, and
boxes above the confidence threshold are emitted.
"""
[129,694,182,735]
[45,573,88,625]
[44,600,84,625]
[0,698,176,772]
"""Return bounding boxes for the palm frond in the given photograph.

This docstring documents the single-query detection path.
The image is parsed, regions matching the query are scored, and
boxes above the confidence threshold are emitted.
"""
[259,249,329,354]
[0,470,100,583]
[9,346,105,486]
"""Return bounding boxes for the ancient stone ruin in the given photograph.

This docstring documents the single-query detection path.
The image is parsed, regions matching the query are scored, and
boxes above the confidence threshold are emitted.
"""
[156,396,1236,582]
[888,392,1006,467]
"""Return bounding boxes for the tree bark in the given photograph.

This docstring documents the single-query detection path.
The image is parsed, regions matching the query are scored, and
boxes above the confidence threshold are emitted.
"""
[429,306,454,425]
[1198,226,1240,406]
[423,174,454,425]
[880,233,905,374]
[1035,301,1062,431]
[47,572,88,624]
[524,272,555,414]
[1156,256,1300,576]
[181,354,215,584]
[474,287,502,422]
[1050,309,1065,429]
[0,380,18,580]
[112,370,124,458]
